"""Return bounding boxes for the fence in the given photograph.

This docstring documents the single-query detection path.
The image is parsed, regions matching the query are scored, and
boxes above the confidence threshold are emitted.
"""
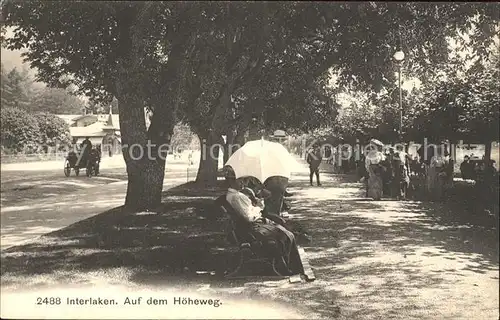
[0,152,68,164]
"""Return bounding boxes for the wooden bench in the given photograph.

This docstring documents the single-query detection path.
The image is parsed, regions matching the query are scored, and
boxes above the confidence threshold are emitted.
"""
[214,195,316,282]
[215,196,289,279]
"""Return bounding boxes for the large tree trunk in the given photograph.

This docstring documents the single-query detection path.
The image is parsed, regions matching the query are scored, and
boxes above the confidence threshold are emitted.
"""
[195,132,223,186]
[223,130,236,164]
[195,79,233,185]
[234,128,246,147]
[112,4,167,211]
[484,139,492,162]
[248,124,260,141]
[112,3,194,211]
[118,97,166,211]
[124,154,166,210]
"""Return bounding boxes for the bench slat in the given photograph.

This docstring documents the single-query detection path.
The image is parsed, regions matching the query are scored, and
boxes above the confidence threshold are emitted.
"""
[297,246,316,281]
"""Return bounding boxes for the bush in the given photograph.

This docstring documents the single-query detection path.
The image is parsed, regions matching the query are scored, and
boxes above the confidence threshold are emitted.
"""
[0,107,41,153]
[36,112,72,151]
[0,108,71,154]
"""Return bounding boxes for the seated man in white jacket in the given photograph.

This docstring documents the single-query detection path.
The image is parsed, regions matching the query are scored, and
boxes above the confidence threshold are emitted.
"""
[225,177,304,275]
[226,187,263,223]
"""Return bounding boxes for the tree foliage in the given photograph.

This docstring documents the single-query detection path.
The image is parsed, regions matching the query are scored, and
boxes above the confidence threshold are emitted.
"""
[29,87,87,114]
[36,112,72,150]
[170,123,197,152]
[313,3,499,145]
[177,2,499,138]
[310,92,382,144]
[0,107,71,154]
[0,107,41,153]
[2,1,499,197]
[406,50,500,143]
[2,1,197,120]
[0,65,32,109]
[1,63,88,114]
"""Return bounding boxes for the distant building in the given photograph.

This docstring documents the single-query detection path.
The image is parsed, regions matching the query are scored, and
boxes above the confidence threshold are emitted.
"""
[268,130,287,143]
[57,111,118,139]
[268,130,291,151]
[56,108,150,156]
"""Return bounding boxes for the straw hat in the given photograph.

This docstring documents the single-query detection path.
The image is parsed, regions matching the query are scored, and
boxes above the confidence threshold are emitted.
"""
[241,187,256,199]
[370,139,384,147]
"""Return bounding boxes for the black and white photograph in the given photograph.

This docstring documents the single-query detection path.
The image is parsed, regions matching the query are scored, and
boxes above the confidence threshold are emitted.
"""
[1,1,499,319]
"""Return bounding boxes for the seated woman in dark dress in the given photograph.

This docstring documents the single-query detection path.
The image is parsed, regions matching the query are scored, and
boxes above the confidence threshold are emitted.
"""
[225,177,304,275]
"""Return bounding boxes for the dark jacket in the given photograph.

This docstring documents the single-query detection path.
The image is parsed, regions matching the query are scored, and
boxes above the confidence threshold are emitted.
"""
[306,148,323,168]
[81,139,92,151]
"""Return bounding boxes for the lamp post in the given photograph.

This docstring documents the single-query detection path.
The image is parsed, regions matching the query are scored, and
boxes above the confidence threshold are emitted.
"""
[249,117,258,141]
[393,50,405,141]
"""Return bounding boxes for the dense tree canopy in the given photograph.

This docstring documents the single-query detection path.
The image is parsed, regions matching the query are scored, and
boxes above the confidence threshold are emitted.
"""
[406,51,499,144]
[36,112,72,150]
[1,107,41,154]
[1,64,89,114]
[1,106,71,154]
[315,9,499,146]
[29,87,87,114]
[1,65,32,109]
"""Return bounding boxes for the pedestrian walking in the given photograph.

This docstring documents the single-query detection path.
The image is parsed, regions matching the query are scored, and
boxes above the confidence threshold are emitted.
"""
[306,144,323,186]
[426,144,450,201]
[340,146,350,173]
[188,150,194,165]
[392,151,410,200]
[325,146,332,164]
[365,139,385,200]
[382,147,395,198]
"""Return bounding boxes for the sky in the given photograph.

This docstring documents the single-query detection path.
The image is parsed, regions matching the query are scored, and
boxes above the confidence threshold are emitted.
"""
[1,47,26,71]
[1,47,46,89]
[1,27,46,88]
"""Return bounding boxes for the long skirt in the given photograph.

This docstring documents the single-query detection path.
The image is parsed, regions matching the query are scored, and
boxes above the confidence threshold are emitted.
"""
[251,222,304,275]
[367,164,384,200]
[426,165,448,200]
[392,165,410,199]
[263,176,289,215]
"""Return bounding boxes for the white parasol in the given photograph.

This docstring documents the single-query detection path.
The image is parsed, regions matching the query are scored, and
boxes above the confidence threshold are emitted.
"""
[225,139,300,182]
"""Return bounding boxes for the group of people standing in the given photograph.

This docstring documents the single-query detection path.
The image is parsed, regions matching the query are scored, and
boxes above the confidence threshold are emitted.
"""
[306,139,460,202]
[305,140,412,200]
[363,139,411,201]
[364,139,457,201]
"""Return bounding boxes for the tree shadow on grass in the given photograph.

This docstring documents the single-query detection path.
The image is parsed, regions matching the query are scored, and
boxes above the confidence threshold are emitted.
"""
[162,180,227,197]
[1,180,251,291]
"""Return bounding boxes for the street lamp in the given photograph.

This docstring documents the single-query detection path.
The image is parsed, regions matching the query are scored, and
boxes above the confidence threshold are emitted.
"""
[249,117,258,141]
[393,49,405,141]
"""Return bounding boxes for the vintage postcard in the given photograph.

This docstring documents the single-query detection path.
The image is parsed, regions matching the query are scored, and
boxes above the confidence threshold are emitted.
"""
[1,1,498,319]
